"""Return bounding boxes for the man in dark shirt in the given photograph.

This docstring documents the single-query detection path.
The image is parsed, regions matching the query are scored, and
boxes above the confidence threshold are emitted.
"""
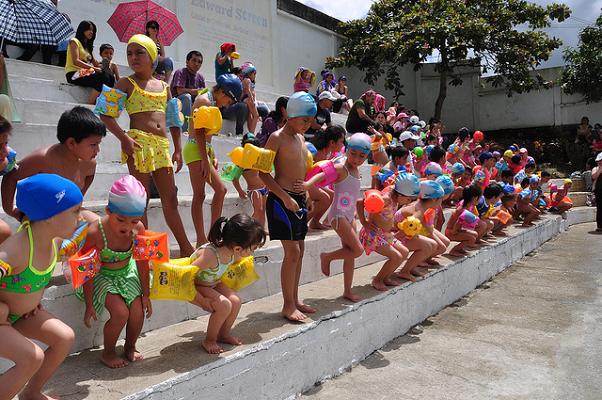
[170,50,205,133]
[305,90,334,140]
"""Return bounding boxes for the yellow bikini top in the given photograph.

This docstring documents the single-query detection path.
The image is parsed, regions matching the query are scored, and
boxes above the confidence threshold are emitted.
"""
[125,77,168,115]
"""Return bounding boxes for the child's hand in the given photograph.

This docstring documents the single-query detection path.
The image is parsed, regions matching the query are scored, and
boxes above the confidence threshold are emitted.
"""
[121,136,141,157]
[292,178,309,193]
[283,194,300,212]
[360,218,378,232]
[141,296,153,319]
[172,151,183,173]
[212,157,219,170]
[84,306,97,328]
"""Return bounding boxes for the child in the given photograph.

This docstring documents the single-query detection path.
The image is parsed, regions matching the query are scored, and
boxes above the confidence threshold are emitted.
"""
[297,133,371,302]
[98,34,193,256]
[548,185,573,214]
[446,185,481,256]
[99,43,121,82]
[0,174,82,400]
[260,91,317,321]
[540,171,552,192]
[358,173,418,288]
[191,214,266,353]
[79,175,152,368]
[500,169,514,186]
[2,107,105,223]
[517,176,542,226]
[0,116,17,243]
[293,67,316,93]
[187,74,242,246]
[500,188,517,225]
[233,133,268,226]
[374,146,409,189]
[240,62,260,134]
[477,183,503,236]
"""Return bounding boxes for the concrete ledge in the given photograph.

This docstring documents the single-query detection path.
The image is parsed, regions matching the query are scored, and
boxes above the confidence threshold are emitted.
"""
[15,207,592,399]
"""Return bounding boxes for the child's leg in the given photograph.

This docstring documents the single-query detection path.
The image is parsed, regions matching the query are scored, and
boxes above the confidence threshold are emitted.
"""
[102,293,130,368]
[523,207,540,226]
[430,230,450,257]
[246,99,259,133]
[208,166,227,226]
[475,220,488,242]
[0,326,45,400]
[373,244,407,290]
[307,186,332,230]
[13,310,75,398]
[0,219,11,244]
[294,240,315,314]
[398,234,437,278]
[196,285,232,354]
[557,202,573,213]
[321,218,364,301]
[124,297,144,363]
[215,283,243,345]
[280,240,308,321]
[153,167,194,256]
[188,161,209,246]
[254,194,267,228]
[126,167,152,228]
[447,230,477,256]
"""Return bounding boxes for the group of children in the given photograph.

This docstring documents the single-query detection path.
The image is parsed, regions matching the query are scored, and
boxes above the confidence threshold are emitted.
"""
[0,31,576,400]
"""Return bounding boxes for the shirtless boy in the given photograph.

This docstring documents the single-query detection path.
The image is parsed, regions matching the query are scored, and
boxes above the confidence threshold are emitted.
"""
[260,92,317,321]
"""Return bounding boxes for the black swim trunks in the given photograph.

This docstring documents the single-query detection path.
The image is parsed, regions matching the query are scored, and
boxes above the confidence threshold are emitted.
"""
[266,190,308,241]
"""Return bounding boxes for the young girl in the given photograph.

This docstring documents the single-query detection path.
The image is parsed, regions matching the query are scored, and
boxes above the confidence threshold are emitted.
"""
[233,133,268,226]
[359,173,420,290]
[293,67,316,93]
[79,175,151,368]
[98,34,193,256]
[0,174,82,400]
[187,74,242,246]
[307,125,345,230]
[296,133,370,302]
[240,62,260,134]
[446,185,481,256]
[190,214,266,354]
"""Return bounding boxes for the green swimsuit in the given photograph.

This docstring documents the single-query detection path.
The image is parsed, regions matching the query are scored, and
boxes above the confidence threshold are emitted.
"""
[0,222,58,323]
[194,244,233,286]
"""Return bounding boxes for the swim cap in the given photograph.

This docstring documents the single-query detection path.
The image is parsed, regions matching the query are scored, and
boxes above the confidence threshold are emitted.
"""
[478,151,493,163]
[287,91,317,119]
[306,142,317,157]
[410,125,420,134]
[448,143,460,155]
[409,115,419,125]
[519,147,528,154]
[527,156,535,164]
[425,145,435,158]
[393,172,420,197]
[240,62,256,76]
[503,150,513,158]
[563,178,573,185]
[17,173,83,222]
[419,180,445,199]
[473,170,486,184]
[127,34,158,63]
[509,145,518,152]
[108,175,147,217]
[492,151,501,158]
[424,162,443,177]
[529,175,540,184]
[502,184,516,194]
[220,42,236,54]
[451,162,465,175]
[216,74,243,102]
[347,132,371,155]
[435,175,455,196]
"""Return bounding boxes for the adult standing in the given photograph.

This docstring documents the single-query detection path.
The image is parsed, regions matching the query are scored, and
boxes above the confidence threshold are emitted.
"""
[591,152,602,233]
[170,50,205,133]
[145,20,174,84]
[345,90,376,133]
[64,21,114,104]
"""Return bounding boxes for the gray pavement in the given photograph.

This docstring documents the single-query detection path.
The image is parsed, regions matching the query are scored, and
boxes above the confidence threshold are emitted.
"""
[302,222,602,400]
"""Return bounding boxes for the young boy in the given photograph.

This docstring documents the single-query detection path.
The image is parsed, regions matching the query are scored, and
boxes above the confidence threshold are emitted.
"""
[260,92,317,321]
[1,106,105,221]
[99,43,120,83]
[517,176,542,226]
[477,183,503,235]
[514,162,536,185]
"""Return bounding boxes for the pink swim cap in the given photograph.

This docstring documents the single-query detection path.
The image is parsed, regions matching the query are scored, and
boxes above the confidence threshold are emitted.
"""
[108,175,147,217]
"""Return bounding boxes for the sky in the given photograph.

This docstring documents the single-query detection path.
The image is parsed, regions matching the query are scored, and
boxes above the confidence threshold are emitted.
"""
[297,0,602,68]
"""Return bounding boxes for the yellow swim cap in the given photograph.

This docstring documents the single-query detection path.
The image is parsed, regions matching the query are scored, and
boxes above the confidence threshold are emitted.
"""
[127,34,158,63]
[563,178,572,185]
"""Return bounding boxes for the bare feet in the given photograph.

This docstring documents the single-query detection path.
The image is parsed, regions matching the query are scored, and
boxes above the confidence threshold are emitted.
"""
[425,258,441,266]
[19,391,58,400]
[493,231,507,237]
[521,222,535,227]
[371,278,388,291]
[101,351,129,369]
[343,291,361,303]
[384,276,403,286]
[448,250,466,257]
[124,346,144,362]
[202,339,224,354]
[297,303,317,314]
[218,335,243,346]
[320,253,331,276]
[395,271,417,282]
[411,268,427,277]
[282,306,307,321]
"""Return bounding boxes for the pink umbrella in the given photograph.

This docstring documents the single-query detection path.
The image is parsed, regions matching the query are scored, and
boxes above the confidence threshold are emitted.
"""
[107,0,183,46]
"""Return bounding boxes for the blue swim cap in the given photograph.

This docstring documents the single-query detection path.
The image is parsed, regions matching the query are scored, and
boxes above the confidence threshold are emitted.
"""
[435,175,455,196]
[17,174,83,222]
[502,184,516,194]
[509,145,518,152]
[287,91,317,119]
[306,142,317,156]
[419,180,445,200]
[347,132,371,155]
[394,172,420,197]
[216,74,243,102]
[451,162,465,175]
[529,175,540,184]
[424,162,443,177]
[425,145,435,158]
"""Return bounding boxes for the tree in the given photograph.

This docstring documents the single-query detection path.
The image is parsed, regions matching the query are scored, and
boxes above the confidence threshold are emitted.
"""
[327,0,571,120]
[562,12,602,103]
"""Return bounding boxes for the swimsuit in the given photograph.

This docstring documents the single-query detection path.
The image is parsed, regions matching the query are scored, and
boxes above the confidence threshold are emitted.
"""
[359,200,401,254]
[75,220,141,316]
[183,91,218,165]
[327,165,361,229]
[266,190,308,241]
[0,221,58,323]
[121,77,172,173]
[193,243,233,287]
[247,186,269,210]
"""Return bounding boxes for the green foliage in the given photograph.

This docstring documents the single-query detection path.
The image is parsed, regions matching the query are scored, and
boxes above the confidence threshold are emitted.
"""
[562,13,602,103]
[328,0,570,119]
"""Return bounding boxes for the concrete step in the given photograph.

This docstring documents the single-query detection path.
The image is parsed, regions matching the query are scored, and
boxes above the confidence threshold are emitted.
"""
[26,207,595,399]
[9,74,90,104]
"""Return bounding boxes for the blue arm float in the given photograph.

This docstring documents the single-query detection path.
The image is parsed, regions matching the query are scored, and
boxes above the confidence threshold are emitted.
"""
[166,98,185,129]
[94,84,126,118]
